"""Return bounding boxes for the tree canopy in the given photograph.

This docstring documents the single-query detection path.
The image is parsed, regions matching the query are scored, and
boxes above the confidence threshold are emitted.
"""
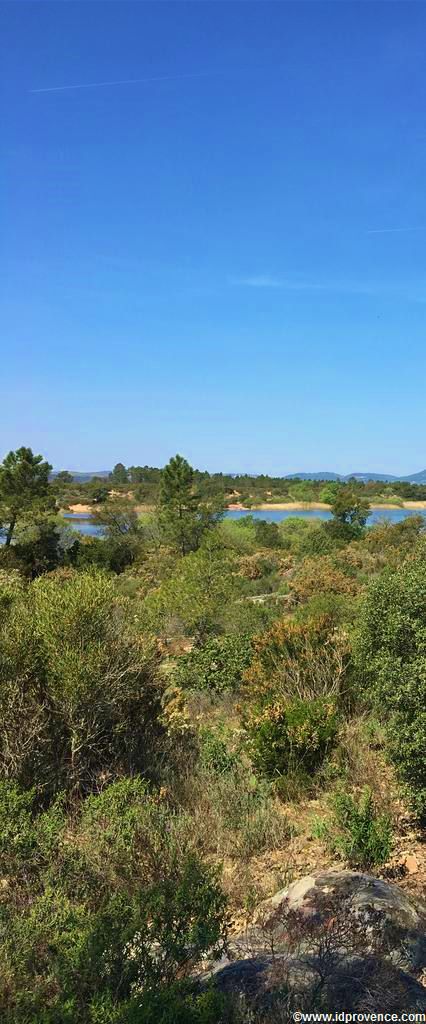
[0,447,53,546]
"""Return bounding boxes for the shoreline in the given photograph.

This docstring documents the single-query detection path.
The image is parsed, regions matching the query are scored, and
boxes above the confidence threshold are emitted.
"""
[65,499,426,517]
[227,500,426,512]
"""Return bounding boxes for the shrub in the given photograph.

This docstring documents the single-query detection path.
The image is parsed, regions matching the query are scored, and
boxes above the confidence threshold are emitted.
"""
[198,727,239,774]
[0,781,37,872]
[248,697,339,781]
[0,571,161,798]
[291,555,359,603]
[314,787,393,869]
[0,775,230,1022]
[176,635,253,694]
[294,592,358,627]
[120,856,228,991]
[0,569,25,620]
[72,777,199,893]
[142,540,242,640]
[182,734,291,859]
[244,616,348,705]
[129,985,231,1024]
[355,556,426,817]
[278,518,335,557]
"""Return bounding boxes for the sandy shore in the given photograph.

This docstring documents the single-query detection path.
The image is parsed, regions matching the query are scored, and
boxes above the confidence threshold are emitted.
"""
[227,500,426,512]
[67,503,92,514]
[64,500,426,517]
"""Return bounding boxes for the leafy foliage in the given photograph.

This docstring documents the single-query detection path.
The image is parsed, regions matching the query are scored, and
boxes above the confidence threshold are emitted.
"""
[244,616,348,705]
[315,787,393,868]
[0,776,229,1022]
[248,697,339,781]
[0,570,161,798]
[356,552,426,816]
[0,447,54,546]
[143,537,242,639]
[176,634,253,693]
[159,454,224,556]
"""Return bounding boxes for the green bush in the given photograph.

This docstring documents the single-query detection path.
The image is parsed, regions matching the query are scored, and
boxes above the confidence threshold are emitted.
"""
[0,776,229,1022]
[0,569,25,620]
[121,856,228,991]
[142,540,242,640]
[195,761,291,858]
[248,697,338,781]
[122,985,231,1024]
[314,786,393,868]
[355,555,426,817]
[0,571,161,799]
[176,635,253,693]
[0,781,37,870]
[198,727,239,774]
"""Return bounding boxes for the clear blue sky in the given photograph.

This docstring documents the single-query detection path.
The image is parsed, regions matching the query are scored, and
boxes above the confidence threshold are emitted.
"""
[2,1,426,474]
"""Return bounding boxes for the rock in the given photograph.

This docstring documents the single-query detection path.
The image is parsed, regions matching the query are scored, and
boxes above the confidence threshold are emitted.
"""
[203,871,426,1015]
[404,854,420,875]
[230,869,426,975]
[210,953,426,1014]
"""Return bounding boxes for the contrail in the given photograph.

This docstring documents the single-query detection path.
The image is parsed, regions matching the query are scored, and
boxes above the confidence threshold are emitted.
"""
[367,226,426,234]
[30,71,219,94]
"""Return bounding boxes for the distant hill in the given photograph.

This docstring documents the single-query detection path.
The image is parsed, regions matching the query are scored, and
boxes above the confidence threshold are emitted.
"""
[51,471,110,482]
[50,467,426,485]
[286,471,426,484]
[403,469,426,484]
[285,472,342,481]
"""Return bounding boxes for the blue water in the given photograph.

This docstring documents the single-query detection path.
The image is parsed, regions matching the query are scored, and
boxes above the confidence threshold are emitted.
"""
[62,513,104,537]
[225,508,426,525]
[61,507,426,539]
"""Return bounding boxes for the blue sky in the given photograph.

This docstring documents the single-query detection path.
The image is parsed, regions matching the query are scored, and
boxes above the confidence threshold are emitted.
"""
[2,1,426,474]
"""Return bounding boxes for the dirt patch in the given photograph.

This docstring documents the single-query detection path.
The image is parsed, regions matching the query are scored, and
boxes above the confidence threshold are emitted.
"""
[67,503,92,514]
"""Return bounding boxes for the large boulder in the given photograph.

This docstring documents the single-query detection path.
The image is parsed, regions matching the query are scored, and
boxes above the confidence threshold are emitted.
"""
[230,870,426,973]
[210,953,426,1015]
[205,871,426,1015]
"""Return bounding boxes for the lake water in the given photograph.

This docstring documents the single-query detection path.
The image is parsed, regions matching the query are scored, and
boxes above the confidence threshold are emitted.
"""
[61,507,426,538]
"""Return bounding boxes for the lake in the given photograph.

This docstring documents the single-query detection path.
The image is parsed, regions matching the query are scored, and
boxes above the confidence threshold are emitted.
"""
[61,506,426,538]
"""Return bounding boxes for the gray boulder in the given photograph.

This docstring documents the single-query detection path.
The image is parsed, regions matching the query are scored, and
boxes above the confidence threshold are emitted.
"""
[210,953,426,1016]
[230,870,426,974]
[204,871,426,1016]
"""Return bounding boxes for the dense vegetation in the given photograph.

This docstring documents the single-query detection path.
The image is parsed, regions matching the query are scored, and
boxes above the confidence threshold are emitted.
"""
[1,447,426,1021]
[49,458,426,512]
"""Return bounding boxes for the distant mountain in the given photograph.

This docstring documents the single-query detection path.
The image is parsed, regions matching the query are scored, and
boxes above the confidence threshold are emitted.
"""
[50,467,426,485]
[286,472,342,481]
[403,469,426,484]
[286,470,426,484]
[342,472,398,483]
[51,471,111,482]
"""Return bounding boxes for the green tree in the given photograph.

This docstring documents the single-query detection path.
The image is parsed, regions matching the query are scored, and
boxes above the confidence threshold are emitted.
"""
[159,455,224,556]
[0,447,53,546]
[319,482,340,505]
[144,537,241,639]
[89,483,109,504]
[110,462,128,485]
[331,488,370,530]
[12,517,78,578]
[54,470,74,485]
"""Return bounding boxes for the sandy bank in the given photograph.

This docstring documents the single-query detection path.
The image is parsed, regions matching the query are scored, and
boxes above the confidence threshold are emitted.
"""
[227,501,331,511]
[254,501,331,511]
[66,503,92,514]
[64,500,426,518]
[227,501,426,512]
